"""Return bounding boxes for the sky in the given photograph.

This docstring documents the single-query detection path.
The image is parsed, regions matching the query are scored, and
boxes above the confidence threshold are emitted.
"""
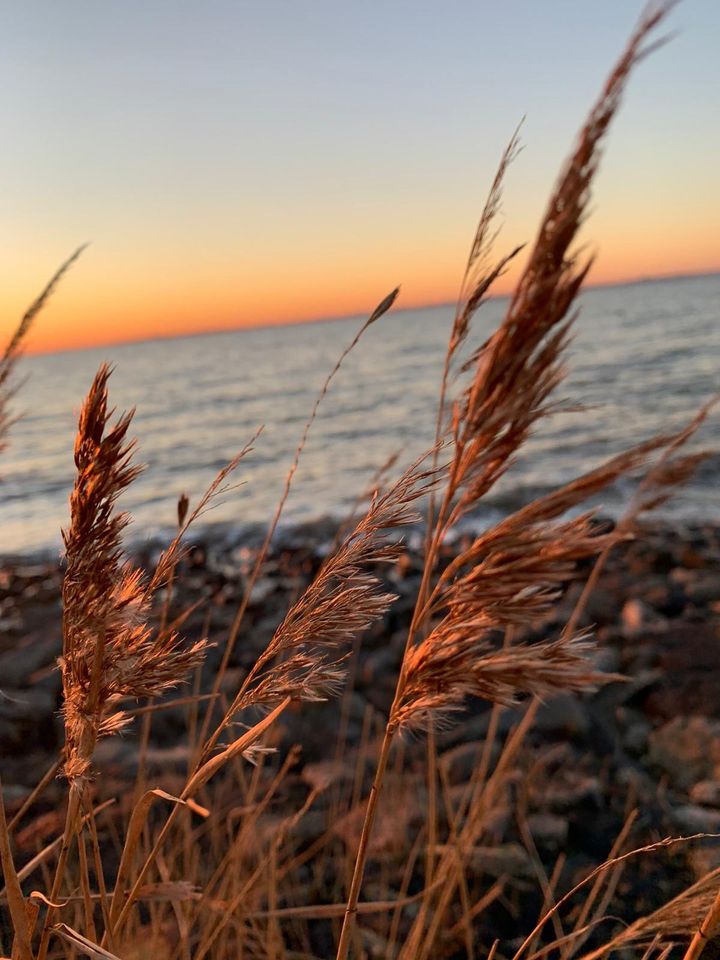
[1,1,718,354]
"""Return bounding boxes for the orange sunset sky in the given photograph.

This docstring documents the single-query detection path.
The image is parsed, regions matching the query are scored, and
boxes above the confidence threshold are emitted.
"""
[1,1,718,355]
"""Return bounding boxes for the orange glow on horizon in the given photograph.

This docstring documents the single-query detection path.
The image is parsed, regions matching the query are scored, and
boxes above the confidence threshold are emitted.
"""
[3,0,718,360]
[4,232,719,356]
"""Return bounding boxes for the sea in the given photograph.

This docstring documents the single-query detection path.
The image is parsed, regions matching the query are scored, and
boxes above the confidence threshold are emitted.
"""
[2,274,719,559]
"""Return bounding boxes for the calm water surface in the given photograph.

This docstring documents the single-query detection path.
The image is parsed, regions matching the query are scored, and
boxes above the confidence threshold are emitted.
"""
[2,274,719,557]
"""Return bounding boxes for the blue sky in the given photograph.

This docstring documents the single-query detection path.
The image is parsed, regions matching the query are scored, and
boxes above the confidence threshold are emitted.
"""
[1,1,718,350]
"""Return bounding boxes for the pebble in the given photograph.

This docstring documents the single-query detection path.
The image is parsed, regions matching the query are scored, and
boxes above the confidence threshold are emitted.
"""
[455,843,534,879]
[621,598,665,635]
[648,716,720,789]
[623,718,652,756]
[526,812,569,846]
[535,694,591,739]
[1,517,720,932]
[0,632,61,686]
[539,773,603,812]
[688,843,720,879]
[672,804,720,834]
[689,780,720,808]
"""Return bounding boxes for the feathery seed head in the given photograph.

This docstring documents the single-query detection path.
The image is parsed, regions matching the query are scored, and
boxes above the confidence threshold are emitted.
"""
[60,365,207,786]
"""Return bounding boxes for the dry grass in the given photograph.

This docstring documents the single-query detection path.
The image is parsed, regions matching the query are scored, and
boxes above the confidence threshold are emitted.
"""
[1,2,719,958]
[0,247,85,461]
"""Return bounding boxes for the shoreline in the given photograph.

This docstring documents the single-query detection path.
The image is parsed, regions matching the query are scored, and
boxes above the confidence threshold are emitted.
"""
[4,499,720,569]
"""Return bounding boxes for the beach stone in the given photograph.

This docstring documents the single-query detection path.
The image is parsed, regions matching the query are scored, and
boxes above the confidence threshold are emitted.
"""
[621,599,662,635]
[0,612,23,633]
[248,576,275,605]
[92,738,139,775]
[526,812,568,846]
[689,780,720,808]
[623,717,652,756]
[535,695,590,739]
[642,623,720,719]
[332,788,421,855]
[360,927,392,959]
[678,545,709,570]
[578,587,619,627]
[672,804,720,834]
[0,631,61,686]
[0,519,718,939]
[459,843,534,879]
[643,581,687,618]
[361,645,403,690]
[649,548,677,575]
[0,686,55,722]
[648,716,720,789]
[590,645,621,675]
[684,575,720,606]
[442,741,484,785]
[688,842,720,880]
[142,743,192,773]
[540,773,603,812]
[391,551,418,580]
[302,758,353,791]
[614,762,657,798]
[0,780,34,809]
[288,809,326,844]
[440,706,524,748]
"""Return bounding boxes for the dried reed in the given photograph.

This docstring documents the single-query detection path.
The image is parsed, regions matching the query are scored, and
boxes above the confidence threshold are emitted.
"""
[2,3,717,958]
[0,247,85,459]
[34,364,258,958]
[59,363,207,788]
[336,5,681,955]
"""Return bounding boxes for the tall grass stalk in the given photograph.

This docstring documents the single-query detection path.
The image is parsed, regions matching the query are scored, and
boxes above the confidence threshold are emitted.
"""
[336,4,680,955]
[1,3,718,957]
[1,246,85,458]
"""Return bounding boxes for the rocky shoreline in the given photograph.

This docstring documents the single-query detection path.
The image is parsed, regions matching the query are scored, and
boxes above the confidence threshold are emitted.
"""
[2,518,720,951]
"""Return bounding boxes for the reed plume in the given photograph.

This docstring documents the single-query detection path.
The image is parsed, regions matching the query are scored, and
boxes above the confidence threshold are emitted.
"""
[433,3,676,534]
[34,365,259,955]
[391,419,695,733]
[450,128,524,360]
[337,7,678,955]
[392,514,614,732]
[199,285,401,738]
[60,363,207,787]
[217,458,437,724]
[399,0,683,733]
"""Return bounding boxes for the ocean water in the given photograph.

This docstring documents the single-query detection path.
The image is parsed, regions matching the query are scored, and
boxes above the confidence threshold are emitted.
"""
[2,274,719,558]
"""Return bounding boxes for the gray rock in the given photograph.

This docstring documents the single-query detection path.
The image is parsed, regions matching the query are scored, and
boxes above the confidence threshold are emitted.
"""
[690,780,720,808]
[0,686,55,722]
[249,576,275,605]
[0,632,61,686]
[684,576,720,605]
[591,646,622,675]
[688,842,720,880]
[648,716,720,789]
[540,774,603,812]
[442,741,486,785]
[623,719,651,756]
[526,813,568,846]
[455,842,534,879]
[621,599,666,635]
[535,695,590,739]
[673,804,720,834]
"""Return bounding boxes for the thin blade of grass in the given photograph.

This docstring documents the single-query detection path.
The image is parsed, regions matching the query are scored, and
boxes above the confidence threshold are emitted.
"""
[0,779,32,960]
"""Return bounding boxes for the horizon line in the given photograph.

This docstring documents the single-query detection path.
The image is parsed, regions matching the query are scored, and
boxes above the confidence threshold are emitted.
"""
[26,267,720,358]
